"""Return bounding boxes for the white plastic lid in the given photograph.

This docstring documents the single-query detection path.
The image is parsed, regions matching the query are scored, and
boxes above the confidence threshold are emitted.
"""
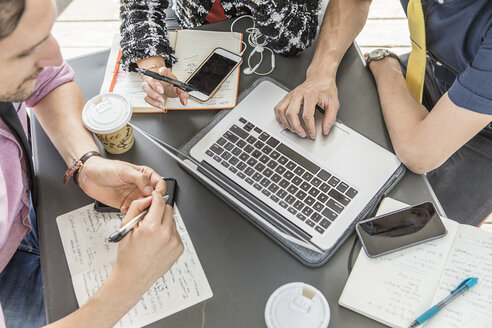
[265,282,330,328]
[82,93,132,134]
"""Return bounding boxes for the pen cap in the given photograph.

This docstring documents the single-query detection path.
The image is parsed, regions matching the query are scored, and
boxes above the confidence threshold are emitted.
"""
[265,282,330,328]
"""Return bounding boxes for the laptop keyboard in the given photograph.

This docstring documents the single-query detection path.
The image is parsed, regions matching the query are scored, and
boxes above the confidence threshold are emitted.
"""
[204,117,358,236]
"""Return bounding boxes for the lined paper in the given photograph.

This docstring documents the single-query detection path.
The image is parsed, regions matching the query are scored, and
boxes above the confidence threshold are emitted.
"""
[426,225,492,328]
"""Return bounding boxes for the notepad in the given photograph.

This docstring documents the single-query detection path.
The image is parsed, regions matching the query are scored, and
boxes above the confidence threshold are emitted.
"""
[56,204,213,328]
[339,197,492,328]
[100,31,242,113]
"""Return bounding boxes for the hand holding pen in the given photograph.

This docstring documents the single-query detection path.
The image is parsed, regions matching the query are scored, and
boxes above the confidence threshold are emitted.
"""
[136,67,192,109]
[111,192,184,296]
[108,194,170,242]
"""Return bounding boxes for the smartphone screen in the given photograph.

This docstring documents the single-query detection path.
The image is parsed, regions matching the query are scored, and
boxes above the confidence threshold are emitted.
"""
[356,202,446,257]
[187,48,242,101]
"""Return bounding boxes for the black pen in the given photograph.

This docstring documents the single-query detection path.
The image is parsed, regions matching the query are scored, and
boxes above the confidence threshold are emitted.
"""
[135,68,195,92]
[108,194,169,243]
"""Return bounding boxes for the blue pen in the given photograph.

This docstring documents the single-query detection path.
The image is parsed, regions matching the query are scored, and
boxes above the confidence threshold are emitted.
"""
[408,277,478,328]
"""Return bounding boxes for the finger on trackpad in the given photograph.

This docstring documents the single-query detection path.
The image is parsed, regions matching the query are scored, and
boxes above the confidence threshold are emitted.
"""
[280,124,349,162]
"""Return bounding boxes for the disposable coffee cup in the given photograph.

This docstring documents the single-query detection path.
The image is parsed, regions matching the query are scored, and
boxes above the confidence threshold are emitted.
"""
[265,282,330,328]
[82,93,134,154]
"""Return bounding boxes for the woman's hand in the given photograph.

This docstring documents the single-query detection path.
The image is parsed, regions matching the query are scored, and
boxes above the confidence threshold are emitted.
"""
[136,56,188,109]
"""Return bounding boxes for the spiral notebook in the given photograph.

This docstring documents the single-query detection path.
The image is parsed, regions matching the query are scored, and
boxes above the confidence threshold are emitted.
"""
[101,30,242,113]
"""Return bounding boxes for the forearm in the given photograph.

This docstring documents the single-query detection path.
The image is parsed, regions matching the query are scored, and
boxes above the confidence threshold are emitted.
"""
[33,81,98,167]
[370,59,432,172]
[44,269,143,328]
[308,0,372,78]
[120,0,175,70]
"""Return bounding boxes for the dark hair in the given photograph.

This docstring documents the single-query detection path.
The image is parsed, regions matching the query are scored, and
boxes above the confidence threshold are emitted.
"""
[0,0,25,40]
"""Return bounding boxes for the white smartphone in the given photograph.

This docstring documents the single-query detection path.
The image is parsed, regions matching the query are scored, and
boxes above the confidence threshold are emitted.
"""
[186,47,242,102]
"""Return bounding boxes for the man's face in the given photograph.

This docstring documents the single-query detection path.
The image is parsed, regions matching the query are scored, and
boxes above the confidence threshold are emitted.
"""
[0,0,62,102]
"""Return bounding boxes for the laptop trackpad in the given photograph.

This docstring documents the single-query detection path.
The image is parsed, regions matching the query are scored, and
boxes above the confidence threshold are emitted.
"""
[280,124,350,162]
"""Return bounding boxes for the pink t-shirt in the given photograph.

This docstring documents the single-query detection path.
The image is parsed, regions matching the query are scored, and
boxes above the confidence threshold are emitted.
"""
[0,63,74,324]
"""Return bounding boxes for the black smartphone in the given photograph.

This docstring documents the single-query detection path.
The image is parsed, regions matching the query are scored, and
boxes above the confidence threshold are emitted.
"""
[356,201,447,258]
[94,177,177,212]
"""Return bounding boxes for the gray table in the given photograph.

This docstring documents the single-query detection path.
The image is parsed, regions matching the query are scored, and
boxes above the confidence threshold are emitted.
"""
[33,21,442,327]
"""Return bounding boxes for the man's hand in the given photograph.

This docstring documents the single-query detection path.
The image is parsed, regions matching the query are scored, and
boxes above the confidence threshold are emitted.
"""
[112,192,184,295]
[274,73,339,139]
[77,156,166,214]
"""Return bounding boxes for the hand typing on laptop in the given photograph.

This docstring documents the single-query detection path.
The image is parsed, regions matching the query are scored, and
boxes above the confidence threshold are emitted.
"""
[273,71,339,140]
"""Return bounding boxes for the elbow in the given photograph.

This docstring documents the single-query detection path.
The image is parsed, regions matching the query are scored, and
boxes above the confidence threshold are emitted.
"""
[393,144,446,175]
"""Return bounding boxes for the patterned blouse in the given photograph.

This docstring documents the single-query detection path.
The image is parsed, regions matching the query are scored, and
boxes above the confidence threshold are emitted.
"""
[120,0,321,70]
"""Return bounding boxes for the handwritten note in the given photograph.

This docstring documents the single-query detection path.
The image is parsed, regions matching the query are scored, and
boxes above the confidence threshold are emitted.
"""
[340,220,458,328]
[57,204,212,328]
[425,225,492,328]
[101,31,242,112]
[339,198,457,328]
[339,198,492,328]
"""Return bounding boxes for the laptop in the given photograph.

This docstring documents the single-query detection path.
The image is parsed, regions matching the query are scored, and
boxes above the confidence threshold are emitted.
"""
[187,80,403,252]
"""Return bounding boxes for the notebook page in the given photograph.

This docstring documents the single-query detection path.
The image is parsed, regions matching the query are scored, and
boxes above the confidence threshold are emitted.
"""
[424,225,492,328]
[165,30,242,109]
[57,204,212,328]
[100,33,177,112]
[339,198,459,328]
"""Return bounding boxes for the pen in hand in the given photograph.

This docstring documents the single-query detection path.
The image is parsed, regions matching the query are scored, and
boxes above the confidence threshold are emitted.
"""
[108,194,169,243]
[135,68,195,93]
[408,277,478,328]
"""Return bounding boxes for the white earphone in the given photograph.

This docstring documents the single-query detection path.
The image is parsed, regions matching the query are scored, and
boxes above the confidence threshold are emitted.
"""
[231,15,275,76]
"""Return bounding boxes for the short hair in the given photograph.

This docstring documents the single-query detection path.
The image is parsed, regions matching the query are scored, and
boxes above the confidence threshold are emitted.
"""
[0,0,25,40]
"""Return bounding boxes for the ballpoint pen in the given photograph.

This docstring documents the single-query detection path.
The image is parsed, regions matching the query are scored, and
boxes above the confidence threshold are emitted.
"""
[135,68,195,92]
[408,277,478,328]
[108,194,169,243]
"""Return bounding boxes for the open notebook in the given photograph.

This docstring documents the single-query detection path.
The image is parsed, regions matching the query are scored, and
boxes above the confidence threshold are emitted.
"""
[100,30,242,113]
[56,204,212,328]
[339,197,492,328]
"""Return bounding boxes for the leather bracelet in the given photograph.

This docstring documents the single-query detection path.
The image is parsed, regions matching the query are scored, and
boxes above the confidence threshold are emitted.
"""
[63,151,101,185]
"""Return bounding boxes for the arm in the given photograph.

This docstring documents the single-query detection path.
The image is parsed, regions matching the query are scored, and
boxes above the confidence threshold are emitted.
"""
[44,193,184,328]
[32,67,165,212]
[120,0,187,109]
[274,0,372,138]
[120,0,173,71]
[368,57,492,174]
[254,0,320,56]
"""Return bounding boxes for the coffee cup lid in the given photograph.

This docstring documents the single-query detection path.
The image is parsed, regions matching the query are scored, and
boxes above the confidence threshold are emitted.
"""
[265,282,330,328]
[82,93,132,134]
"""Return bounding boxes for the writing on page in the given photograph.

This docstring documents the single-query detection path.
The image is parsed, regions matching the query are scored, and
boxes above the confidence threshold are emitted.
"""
[57,204,212,328]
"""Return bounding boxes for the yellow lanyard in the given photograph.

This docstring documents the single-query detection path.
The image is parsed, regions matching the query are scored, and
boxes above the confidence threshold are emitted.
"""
[406,0,426,103]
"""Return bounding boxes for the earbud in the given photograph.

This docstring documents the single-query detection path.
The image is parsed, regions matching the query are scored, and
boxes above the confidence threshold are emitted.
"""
[244,63,261,75]
[231,15,275,76]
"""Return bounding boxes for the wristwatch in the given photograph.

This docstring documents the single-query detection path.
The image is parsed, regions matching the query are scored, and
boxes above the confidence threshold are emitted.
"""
[366,49,399,66]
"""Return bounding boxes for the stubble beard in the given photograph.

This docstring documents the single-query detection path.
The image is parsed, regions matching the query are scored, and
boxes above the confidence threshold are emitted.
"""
[0,68,43,102]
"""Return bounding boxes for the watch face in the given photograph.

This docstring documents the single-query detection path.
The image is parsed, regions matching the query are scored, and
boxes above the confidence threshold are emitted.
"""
[370,49,386,60]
